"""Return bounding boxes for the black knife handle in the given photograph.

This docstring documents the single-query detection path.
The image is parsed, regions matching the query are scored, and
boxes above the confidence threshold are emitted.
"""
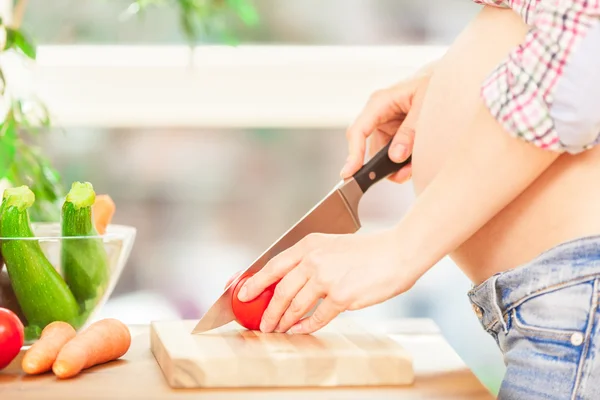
[353,140,412,193]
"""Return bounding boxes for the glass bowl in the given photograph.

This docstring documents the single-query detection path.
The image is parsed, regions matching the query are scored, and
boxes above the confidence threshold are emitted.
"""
[0,222,136,343]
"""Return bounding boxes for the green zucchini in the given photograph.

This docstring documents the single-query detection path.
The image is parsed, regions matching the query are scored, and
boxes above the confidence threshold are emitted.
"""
[61,182,109,308]
[0,186,79,331]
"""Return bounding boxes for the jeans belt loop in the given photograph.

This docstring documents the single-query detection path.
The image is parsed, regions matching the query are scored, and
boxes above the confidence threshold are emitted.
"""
[491,274,508,334]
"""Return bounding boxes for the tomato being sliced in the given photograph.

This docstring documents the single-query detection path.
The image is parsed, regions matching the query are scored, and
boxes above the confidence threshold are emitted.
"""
[0,307,24,370]
[231,273,280,331]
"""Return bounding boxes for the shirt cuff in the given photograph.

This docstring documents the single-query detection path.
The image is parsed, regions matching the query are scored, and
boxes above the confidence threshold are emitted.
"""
[480,4,600,154]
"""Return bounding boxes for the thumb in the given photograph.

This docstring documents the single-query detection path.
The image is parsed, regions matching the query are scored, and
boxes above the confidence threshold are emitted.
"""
[388,109,418,163]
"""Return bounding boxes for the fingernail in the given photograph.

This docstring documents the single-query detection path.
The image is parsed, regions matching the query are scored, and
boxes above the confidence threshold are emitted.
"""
[289,324,301,334]
[391,144,406,160]
[340,165,350,177]
[260,319,268,332]
[340,157,353,177]
[238,285,248,301]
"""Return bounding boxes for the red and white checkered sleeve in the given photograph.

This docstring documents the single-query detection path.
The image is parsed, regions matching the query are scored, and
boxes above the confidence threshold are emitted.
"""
[480,1,600,154]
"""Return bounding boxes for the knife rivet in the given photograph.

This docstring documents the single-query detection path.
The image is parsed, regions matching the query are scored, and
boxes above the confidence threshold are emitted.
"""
[369,172,376,180]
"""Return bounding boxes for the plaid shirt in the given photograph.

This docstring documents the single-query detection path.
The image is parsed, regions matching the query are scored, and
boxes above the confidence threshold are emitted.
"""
[472,0,600,153]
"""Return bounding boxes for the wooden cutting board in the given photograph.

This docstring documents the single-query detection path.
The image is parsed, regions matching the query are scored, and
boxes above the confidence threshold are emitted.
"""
[150,318,414,389]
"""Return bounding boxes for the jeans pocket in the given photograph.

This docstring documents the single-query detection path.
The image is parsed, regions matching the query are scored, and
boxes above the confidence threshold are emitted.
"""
[511,309,582,342]
[510,279,595,343]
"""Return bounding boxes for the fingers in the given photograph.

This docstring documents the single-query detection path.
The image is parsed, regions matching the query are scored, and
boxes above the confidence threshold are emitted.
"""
[367,120,403,159]
[341,121,370,179]
[342,82,420,179]
[238,252,300,302]
[341,90,398,178]
[344,132,367,175]
[386,127,414,184]
[259,265,310,332]
[386,107,418,183]
[368,130,387,160]
[388,163,413,184]
[289,295,346,335]
[224,270,244,290]
[389,112,416,164]
[238,235,314,302]
[275,279,322,333]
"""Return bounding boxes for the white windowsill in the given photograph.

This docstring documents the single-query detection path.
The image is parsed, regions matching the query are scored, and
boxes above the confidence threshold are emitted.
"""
[23,45,447,128]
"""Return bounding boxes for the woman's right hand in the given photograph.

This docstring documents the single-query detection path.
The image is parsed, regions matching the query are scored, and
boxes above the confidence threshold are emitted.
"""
[223,64,437,295]
[340,62,435,183]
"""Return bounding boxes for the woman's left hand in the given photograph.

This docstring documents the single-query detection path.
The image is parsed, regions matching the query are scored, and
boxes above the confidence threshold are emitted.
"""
[235,228,423,334]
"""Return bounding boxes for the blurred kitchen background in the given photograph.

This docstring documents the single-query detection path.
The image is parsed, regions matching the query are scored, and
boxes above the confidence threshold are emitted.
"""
[13,0,503,394]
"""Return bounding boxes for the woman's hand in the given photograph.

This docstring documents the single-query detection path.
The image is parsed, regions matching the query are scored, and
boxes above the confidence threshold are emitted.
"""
[340,61,436,183]
[227,61,439,335]
[235,229,424,334]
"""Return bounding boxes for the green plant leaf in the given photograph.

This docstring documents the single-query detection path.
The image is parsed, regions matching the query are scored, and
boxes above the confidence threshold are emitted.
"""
[126,0,259,46]
[4,27,15,50]
[10,97,51,132]
[37,100,52,128]
[5,28,36,59]
[11,99,24,123]
[0,116,17,180]
[7,142,64,222]
[13,29,37,60]
[225,0,259,25]
[218,29,237,46]
[0,67,5,95]
[177,0,203,44]
[179,10,197,43]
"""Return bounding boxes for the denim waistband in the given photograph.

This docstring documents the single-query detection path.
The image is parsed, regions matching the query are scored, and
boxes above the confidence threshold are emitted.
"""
[467,235,600,332]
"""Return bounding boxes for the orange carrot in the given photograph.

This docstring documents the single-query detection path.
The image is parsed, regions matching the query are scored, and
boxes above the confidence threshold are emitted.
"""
[92,194,116,235]
[52,318,131,379]
[22,321,77,375]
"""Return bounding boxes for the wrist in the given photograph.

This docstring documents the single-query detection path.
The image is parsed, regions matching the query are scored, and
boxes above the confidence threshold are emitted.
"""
[387,223,436,289]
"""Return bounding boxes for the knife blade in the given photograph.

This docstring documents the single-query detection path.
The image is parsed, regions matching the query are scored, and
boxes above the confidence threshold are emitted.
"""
[191,140,411,334]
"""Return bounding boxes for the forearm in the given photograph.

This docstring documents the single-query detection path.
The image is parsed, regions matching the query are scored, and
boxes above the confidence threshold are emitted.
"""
[394,104,559,276]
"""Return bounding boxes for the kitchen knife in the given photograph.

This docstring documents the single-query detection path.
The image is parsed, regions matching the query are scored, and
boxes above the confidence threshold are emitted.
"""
[191,140,411,334]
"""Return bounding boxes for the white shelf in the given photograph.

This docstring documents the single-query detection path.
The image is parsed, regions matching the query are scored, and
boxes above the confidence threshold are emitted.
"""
[21,44,447,129]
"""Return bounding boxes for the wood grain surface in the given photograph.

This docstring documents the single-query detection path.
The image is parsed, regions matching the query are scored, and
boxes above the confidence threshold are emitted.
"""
[151,319,414,388]
[0,319,495,400]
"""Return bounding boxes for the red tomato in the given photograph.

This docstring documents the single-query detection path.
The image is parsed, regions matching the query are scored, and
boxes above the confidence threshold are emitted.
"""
[231,274,280,331]
[0,307,24,370]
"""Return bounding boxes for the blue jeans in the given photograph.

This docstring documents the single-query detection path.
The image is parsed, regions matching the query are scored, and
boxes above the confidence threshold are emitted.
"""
[468,235,600,400]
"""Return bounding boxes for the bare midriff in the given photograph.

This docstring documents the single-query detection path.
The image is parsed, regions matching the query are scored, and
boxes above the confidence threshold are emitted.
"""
[411,6,600,285]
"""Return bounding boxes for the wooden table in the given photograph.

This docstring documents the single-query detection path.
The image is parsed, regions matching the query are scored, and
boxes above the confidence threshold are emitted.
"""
[0,318,494,399]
